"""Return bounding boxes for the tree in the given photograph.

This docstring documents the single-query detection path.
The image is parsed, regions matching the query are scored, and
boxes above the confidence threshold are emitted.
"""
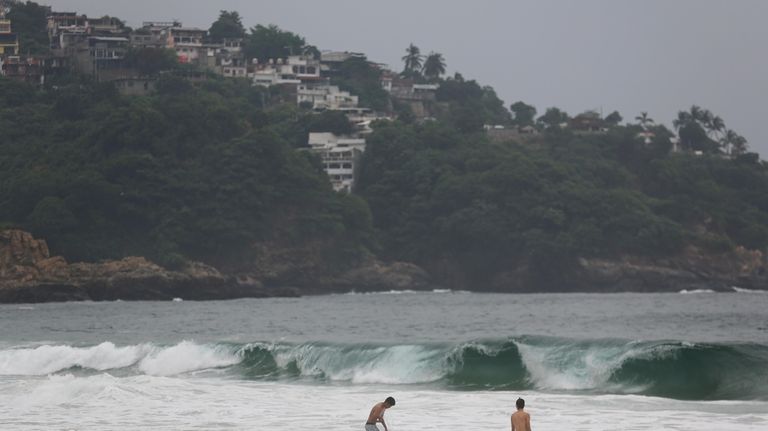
[731,134,748,156]
[673,106,729,154]
[7,1,50,55]
[678,120,714,153]
[605,111,623,126]
[243,24,305,63]
[707,115,725,140]
[308,110,354,136]
[672,110,692,131]
[401,43,423,75]
[537,107,569,129]
[721,129,749,156]
[331,56,389,111]
[124,47,178,76]
[635,112,653,129]
[302,44,321,60]
[510,101,537,127]
[208,10,246,42]
[689,105,704,122]
[422,52,446,79]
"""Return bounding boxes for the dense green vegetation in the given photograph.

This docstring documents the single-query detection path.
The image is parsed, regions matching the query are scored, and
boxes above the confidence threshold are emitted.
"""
[208,10,246,43]
[0,77,374,271]
[330,56,391,112]
[1,3,766,289]
[6,0,50,55]
[357,118,768,286]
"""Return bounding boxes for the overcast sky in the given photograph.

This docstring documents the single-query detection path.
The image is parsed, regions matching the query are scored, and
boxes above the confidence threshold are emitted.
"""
[46,0,768,156]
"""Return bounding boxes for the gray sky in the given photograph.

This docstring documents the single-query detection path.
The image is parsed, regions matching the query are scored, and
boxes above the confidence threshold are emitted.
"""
[47,0,768,156]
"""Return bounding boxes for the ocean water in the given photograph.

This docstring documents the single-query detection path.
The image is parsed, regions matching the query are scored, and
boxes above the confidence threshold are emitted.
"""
[1,291,767,430]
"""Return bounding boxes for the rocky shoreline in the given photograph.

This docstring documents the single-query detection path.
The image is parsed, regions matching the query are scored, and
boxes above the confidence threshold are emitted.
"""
[0,230,433,303]
[1,229,766,303]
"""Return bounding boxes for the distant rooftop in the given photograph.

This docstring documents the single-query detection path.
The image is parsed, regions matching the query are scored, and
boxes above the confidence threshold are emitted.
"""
[142,21,181,28]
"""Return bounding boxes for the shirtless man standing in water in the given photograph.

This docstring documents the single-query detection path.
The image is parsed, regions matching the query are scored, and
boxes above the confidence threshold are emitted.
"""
[511,398,532,431]
[365,396,395,431]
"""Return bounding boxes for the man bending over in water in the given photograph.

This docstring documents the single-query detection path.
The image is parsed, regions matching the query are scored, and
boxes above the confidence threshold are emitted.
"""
[365,396,395,431]
[511,397,532,431]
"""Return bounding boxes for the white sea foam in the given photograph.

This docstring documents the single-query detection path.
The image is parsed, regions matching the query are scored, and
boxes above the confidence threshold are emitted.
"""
[732,286,768,294]
[679,289,716,294]
[138,341,240,376]
[2,377,766,430]
[0,341,242,377]
[514,340,676,393]
[263,343,445,384]
[0,342,149,375]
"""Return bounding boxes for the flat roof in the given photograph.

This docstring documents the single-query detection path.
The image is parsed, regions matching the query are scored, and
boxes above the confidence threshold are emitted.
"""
[90,36,129,41]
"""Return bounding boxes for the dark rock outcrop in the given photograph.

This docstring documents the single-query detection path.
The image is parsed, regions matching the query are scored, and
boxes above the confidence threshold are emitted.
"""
[0,230,297,303]
[3,229,765,302]
[0,230,431,303]
[314,261,433,293]
[486,246,768,293]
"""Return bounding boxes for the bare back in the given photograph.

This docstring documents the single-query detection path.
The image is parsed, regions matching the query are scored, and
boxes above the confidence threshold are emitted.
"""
[511,410,531,431]
[367,402,387,424]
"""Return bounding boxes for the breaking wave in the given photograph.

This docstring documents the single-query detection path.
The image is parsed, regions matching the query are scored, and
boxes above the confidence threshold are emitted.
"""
[2,337,767,401]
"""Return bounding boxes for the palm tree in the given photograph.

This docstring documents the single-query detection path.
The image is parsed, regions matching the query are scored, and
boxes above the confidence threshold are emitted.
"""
[673,111,692,131]
[707,115,725,139]
[422,52,446,79]
[689,105,704,122]
[401,43,423,75]
[732,135,748,155]
[721,129,738,154]
[635,112,654,129]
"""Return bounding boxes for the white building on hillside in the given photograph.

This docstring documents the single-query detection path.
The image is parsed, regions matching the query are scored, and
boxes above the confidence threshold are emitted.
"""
[252,55,321,87]
[308,132,366,193]
[297,83,359,110]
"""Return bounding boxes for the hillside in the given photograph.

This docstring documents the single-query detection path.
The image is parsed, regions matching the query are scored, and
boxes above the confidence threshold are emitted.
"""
[0,1,766,297]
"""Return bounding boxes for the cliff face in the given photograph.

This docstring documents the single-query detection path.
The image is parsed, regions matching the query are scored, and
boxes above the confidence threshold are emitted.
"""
[0,230,70,285]
[0,230,433,303]
[2,229,765,303]
[0,230,292,303]
[484,246,768,293]
[574,246,767,293]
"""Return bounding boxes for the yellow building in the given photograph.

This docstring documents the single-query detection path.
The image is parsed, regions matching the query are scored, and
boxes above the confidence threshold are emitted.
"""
[0,18,19,55]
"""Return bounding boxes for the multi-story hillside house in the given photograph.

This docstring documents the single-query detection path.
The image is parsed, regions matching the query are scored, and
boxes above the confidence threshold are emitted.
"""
[200,38,249,78]
[297,84,359,110]
[131,22,205,65]
[569,111,608,133]
[253,55,321,87]
[0,17,18,55]
[1,56,43,84]
[319,50,365,77]
[47,12,88,50]
[83,36,129,80]
[170,27,205,64]
[130,21,178,49]
[88,16,125,37]
[308,132,367,193]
